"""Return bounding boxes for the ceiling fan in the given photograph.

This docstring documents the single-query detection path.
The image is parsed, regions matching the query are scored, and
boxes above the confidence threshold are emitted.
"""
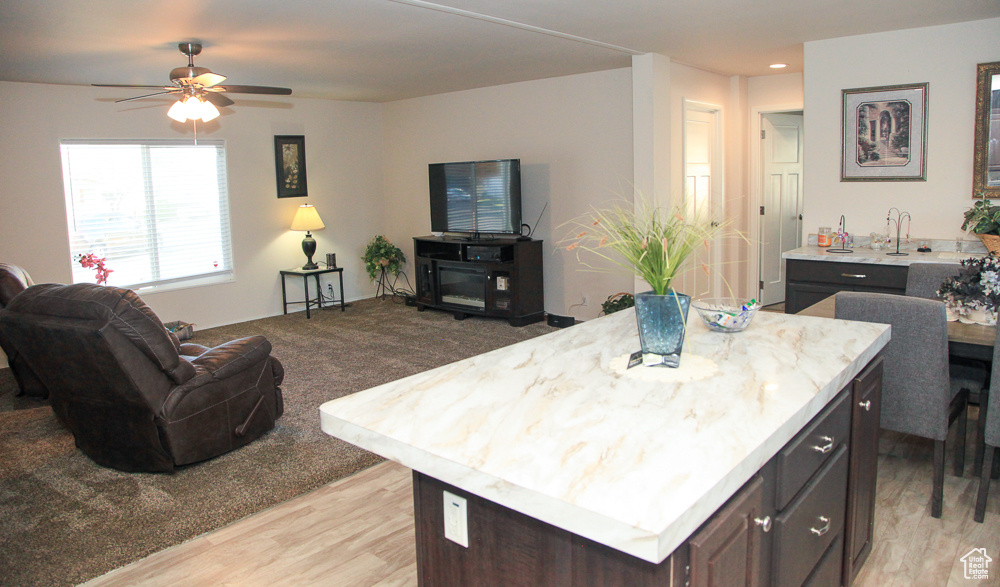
[94,42,292,123]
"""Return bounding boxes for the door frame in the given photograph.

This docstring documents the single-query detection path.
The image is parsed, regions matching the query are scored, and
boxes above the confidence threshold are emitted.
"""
[748,103,804,303]
[681,98,724,298]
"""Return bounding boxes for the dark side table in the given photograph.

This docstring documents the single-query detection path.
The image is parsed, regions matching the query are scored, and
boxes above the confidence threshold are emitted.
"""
[280,266,345,318]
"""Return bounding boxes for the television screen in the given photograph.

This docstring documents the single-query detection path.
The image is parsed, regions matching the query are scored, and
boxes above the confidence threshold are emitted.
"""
[429,159,521,235]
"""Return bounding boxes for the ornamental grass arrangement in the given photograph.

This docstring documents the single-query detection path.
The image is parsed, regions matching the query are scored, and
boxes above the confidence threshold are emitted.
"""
[561,195,741,367]
[560,196,733,295]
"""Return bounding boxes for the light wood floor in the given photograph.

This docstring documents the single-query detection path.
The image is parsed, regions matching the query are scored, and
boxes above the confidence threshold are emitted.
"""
[84,426,1000,587]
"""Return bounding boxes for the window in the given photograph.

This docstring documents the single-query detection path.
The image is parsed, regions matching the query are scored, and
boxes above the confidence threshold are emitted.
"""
[60,139,233,290]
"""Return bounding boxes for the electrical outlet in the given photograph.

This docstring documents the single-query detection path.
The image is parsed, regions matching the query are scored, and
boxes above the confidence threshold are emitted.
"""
[443,491,469,547]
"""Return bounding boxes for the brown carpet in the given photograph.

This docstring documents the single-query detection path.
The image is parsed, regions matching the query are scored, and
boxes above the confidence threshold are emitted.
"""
[0,297,553,586]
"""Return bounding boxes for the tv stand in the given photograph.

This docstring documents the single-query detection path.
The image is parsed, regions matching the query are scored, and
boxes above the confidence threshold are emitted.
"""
[413,236,544,327]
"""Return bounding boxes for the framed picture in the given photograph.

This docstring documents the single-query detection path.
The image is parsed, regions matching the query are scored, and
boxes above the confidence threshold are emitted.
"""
[274,135,308,198]
[841,83,928,181]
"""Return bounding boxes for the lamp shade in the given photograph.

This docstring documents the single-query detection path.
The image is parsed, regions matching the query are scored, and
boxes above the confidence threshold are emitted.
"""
[167,95,221,123]
[290,204,325,231]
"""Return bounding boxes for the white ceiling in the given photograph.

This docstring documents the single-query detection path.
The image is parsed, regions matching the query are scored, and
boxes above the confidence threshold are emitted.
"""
[1,0,997,102]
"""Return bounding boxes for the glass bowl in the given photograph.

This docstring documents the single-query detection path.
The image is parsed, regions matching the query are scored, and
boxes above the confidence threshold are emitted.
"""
[691,298,760,333]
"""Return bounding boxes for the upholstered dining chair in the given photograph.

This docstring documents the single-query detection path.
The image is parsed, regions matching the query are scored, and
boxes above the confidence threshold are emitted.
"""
[0,262,47,398]
[905,262,961,300]
[835,291,983,518]
[906,261,993,476]
[974,327,1000,522]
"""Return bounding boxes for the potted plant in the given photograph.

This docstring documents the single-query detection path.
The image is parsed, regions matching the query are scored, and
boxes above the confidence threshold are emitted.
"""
[962,193,1000,254]
[561,196,731,367]
[362,235,406,281]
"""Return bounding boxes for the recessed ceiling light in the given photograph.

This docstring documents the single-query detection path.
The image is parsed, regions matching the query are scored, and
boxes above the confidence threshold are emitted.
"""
[769,63,787,69]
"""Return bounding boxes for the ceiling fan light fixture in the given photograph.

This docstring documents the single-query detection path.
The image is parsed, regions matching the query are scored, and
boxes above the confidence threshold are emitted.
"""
[167,98,191,122]
[198,99,220,122]
[167,95,219,123]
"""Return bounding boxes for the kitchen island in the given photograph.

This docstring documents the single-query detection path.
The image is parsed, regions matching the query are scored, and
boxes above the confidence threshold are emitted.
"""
[320,308,889,585]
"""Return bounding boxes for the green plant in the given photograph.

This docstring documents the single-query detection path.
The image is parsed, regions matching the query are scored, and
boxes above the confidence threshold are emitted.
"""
[962,193,1000,235]
[601,292,634,315]
[560,195,735,295]
[362,235,406,280]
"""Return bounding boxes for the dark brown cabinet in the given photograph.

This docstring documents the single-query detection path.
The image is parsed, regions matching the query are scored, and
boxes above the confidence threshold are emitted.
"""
[843,358,883,586]
[679,358,883,587]
[688,475,765,587]
[784,260,907,314]
[413,236,544,326]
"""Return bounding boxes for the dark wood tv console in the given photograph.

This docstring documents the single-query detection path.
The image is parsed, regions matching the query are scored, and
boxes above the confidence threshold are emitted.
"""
[413,236,544,326]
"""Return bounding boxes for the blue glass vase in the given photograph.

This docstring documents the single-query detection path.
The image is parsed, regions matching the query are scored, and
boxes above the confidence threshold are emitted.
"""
[634,290,691,368]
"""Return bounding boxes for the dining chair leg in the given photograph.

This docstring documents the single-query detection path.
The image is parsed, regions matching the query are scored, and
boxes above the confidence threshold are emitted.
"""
[932,439,945,518]
[975,444,996,523]
[954,392,969,477]
[975,391,989,477]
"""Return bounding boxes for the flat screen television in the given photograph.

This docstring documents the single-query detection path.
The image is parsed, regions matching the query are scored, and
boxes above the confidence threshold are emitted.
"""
[429,159,521,237]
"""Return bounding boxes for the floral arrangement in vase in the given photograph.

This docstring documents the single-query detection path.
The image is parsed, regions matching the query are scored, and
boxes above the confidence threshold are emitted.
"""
[76,253,112,285]
[561,195,736,367]
[937,255,1000,325]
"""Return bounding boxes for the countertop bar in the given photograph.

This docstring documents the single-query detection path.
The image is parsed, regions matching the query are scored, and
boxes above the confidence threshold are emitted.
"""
[783,244,985,265]
[319,309,889,564]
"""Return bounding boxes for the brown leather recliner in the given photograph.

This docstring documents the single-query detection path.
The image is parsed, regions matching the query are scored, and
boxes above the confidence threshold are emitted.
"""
[0,283,284,472]
[0,262,47,398]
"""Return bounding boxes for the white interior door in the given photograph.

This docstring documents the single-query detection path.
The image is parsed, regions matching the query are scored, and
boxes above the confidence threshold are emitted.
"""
[759,112,803,305]
[680,104,722,300]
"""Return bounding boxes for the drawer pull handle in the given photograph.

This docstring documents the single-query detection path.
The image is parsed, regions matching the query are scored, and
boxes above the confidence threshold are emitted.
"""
[859,400,871,411]
[753,516,772,533]
[810,516,831,537]
[812,435,834,454]
[841,273,867,279]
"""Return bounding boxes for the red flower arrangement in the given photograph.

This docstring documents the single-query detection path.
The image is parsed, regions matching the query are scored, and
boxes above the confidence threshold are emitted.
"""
[76,253,113,285]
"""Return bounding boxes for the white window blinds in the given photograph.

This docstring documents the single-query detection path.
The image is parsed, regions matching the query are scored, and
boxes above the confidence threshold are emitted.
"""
[60,140,233,290]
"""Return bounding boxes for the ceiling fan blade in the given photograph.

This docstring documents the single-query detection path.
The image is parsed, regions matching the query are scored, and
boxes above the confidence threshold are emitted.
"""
[203,92,235,107]
[115,90,180,103]
[215,85,292,95]
[191,72,227,87]
[93,84,176,89]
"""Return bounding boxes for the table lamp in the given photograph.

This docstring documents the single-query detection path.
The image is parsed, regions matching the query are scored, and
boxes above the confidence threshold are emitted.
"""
[290,204,325,269]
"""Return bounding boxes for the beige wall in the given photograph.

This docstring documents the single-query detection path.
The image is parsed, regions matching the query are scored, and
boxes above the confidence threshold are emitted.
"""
[0,81,385,330]
[803,18,1000,241]
[381,68,635,321]
[746,72,804,295]
[670,62,750,298]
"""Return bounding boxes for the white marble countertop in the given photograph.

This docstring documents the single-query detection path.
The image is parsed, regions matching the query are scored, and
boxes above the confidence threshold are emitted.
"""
[319,308,890,564]
[783,245,985,265]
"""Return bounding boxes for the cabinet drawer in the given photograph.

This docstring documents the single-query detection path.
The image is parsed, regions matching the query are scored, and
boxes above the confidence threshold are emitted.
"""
[776,390,851,510]
[787,260,907,289]
[773,446,849,587]
[802,534,845,587]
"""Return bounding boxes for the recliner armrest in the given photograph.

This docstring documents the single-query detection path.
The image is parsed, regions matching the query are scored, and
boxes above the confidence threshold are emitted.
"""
[189,336,272,381]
